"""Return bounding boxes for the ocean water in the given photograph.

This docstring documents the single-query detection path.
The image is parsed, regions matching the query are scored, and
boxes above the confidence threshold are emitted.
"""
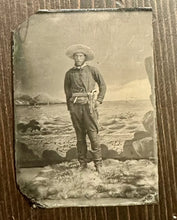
[15,99,153,123]
[15,99,154,156]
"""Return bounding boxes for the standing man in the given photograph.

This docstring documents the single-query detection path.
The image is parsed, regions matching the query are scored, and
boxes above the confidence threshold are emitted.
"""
[64,44,106,172]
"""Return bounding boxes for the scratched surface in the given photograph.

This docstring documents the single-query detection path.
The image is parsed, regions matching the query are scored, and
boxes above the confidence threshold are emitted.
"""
[0,0,177,220]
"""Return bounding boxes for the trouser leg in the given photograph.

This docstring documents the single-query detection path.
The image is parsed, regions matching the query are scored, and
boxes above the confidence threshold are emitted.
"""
[83,104,102,168]
[76,132,87,166]
[87,131,102,167]
[70,105,87,166]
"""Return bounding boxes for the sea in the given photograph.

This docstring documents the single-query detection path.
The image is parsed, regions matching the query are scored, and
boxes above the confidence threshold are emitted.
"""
[15,100,153,123]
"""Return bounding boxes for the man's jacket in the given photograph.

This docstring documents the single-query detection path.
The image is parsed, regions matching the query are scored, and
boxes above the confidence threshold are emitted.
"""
[64,65,106,110]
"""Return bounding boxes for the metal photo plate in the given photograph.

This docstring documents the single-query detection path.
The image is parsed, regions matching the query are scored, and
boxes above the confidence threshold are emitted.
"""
[13,8,158,208]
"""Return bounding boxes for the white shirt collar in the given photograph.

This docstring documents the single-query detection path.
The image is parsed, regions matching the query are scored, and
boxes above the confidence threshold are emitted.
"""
[73,63,87,69]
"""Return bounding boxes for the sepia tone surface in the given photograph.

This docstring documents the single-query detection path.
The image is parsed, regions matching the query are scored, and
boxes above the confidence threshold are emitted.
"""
[0,0,177,219]
[13,10,157,207]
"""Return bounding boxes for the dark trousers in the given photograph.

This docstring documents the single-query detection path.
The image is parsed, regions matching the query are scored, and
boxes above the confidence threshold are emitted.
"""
[70,103,102,166]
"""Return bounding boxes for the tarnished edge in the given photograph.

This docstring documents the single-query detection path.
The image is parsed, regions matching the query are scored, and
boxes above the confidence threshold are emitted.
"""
[37,8,152,13]
[11,7,155,209]
[11,8,153,33]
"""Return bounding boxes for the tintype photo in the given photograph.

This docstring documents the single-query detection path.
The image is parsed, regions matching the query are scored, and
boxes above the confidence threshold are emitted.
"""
[13,9,158,207]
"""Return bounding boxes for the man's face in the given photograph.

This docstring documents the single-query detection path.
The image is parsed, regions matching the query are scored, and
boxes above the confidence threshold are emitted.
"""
[73,52,86,67]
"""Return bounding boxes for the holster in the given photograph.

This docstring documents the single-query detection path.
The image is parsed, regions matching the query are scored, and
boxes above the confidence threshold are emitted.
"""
[88,90,97,114]
[70,91,97,114]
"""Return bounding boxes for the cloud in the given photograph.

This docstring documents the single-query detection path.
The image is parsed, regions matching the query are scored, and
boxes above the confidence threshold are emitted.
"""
[105,79,151,101]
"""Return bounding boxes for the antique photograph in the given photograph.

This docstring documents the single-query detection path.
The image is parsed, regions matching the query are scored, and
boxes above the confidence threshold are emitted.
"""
[13,9,158,207]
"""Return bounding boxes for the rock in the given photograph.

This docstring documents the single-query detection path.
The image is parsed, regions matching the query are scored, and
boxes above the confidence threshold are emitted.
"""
[121,109,155,160]
[121,110,155,160]
[133,131,150,140]
[42,150,65,165]
[121,140,140,159]
[121,137,154,159]
[101,144,109,159]
[17,120,40,133]
[17,123,28,133]
[16,142,43,167]
[142,111,154,136]
[132,137,154,158]
[66,144,120,162]
[107,150,120,159]
[100,144,120,160]
[66,148,78,161]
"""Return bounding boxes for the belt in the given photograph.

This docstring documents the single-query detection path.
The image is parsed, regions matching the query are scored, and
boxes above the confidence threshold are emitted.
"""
[71,91,97,108]
[70,93,88,104]
[72,92,88,97]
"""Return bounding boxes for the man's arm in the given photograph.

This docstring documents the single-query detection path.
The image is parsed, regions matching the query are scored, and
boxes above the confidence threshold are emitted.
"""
[91,66,106,104]
[64,71,72,110]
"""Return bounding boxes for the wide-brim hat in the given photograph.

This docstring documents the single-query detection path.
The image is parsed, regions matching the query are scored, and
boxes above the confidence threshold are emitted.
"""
[66,44,94,61]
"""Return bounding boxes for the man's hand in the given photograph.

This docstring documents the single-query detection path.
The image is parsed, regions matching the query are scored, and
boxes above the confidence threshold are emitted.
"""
[94,100,101,108]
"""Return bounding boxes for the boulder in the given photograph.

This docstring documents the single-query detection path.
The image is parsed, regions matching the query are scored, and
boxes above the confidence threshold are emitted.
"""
[66,144,120,161]
[17,120,40,133]
[121,137,154,159]
[107,150,119,159]
[132,137,154,158]
[142,111,154,136]
[16,142,43,167]
[100,144,120,160]
[42,150,65,165]
[133,131,150,140]
[66,148,78,161]
[121,140,140,159]
[101,144,109,159]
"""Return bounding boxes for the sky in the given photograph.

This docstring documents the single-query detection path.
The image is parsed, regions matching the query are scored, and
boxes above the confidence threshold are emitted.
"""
[14,11,153,101]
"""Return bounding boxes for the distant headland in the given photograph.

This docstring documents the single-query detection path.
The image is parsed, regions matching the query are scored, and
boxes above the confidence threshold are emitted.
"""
[14,93,66,106]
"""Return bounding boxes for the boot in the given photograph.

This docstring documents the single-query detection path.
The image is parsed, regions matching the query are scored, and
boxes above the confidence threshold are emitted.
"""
[95,165,102,173]
[79,162,87,171]
[94,161,102,173]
